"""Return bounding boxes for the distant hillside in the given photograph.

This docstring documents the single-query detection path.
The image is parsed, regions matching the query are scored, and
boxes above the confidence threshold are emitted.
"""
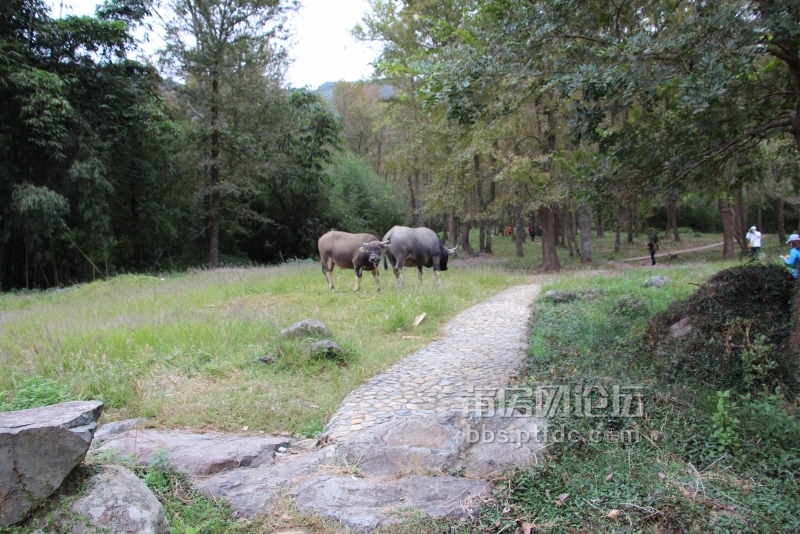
[316,81,395,103]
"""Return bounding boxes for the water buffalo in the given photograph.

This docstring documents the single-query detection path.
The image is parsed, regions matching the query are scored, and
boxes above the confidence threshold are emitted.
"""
[382,226,458,288]
[318,231,391,292]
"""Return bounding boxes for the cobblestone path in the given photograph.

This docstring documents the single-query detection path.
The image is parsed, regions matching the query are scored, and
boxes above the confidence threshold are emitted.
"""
[324,283,541,442]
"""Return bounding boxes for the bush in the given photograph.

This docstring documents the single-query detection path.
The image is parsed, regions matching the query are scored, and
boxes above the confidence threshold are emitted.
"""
[639,263,799,395]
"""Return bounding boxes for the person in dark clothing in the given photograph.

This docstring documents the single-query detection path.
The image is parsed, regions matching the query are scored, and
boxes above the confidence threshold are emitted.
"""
[647,241,657,265]
[528,227,535,242]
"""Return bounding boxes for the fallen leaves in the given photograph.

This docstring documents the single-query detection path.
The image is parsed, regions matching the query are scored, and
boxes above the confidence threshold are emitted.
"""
[607,509,621,520]
[413,312,426,327]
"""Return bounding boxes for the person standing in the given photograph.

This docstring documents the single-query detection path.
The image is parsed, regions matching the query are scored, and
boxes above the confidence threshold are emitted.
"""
[646,240,657,266]
[528,226,535,242]
[746,226,762,258]
[782,234,800,278]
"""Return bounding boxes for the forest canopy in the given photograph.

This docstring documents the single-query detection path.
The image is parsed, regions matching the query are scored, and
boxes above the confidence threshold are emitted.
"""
[2,0,800,289]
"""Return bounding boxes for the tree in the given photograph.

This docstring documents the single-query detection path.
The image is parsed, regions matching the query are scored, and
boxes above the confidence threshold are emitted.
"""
[0,0,178,289]
[161,0,294,268]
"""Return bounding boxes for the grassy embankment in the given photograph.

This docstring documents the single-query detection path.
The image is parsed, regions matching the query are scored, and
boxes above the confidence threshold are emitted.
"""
[386,261,800,533]
[0,262,529,434]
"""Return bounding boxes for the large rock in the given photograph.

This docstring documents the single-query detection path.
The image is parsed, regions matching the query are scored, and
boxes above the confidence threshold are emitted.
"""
[0,400,103,526]
[93,430,289,477]
[280,319,331,339]
[643,276,666,288]
[291,474,488,531]
[68,464,169,533]
[670,316,693,339]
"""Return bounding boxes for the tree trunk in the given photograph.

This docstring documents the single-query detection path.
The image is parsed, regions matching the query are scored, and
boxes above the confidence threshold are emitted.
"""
[460,220,474,255]
[578,206,593,264]
[614,210,621,253]
[667,195,681,241]
[515,206,525,257]
[441,213,449,244]
[733,188,747,250]
[778,197,787,244]
[207,70,222,270]
[596,213,604,237]
[448,212,458,248]
[564,204,574,257]
[556,207,565,246]
[627,207,634,243]
[485,220,492,253]
[479,221,486,252]
[758,196,763,233]
[719,198,736,260]
[539,204,561,272]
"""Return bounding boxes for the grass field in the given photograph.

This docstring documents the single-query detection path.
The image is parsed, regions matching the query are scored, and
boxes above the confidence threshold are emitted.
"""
[0,262,530,433]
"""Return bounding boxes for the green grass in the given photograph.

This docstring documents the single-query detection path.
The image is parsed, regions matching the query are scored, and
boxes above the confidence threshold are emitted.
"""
[0,263,529,433]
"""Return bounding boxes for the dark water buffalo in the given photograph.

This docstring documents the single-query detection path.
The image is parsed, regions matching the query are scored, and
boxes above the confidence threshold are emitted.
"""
[318,231,391,292]
[382,226,458,288]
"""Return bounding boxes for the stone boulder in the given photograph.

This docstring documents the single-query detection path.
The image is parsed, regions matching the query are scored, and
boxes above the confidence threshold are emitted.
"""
[643,276,666,288]
[0,400,103,526]
[670,316,693,339]
[301,340,345,360]
[68,464,169,533]
[93,430,289,477]
[280,319,331,339]
[542,291,576,303]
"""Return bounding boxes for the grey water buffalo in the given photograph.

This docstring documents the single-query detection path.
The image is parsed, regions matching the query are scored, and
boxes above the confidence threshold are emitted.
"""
[318,231,391,292]
[382,226,458,288]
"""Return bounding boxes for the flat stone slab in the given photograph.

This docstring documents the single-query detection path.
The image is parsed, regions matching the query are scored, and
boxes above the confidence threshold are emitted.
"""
[93,430,290,476]
[334,411,546,480]
[0,400,103,526]
[291,474,488,531]
[199,449,329,517]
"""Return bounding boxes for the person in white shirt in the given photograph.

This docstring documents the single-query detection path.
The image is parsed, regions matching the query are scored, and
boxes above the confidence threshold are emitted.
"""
[746,226,762,257]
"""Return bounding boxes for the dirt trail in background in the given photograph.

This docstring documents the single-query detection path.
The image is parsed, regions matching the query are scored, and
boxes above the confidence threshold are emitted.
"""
[610,241,723,263]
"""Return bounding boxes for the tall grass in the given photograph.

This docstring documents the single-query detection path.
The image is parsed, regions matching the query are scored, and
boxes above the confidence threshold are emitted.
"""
[0,263,528,432]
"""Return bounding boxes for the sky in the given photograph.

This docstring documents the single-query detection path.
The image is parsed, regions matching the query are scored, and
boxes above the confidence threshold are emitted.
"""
[45,0,378,89]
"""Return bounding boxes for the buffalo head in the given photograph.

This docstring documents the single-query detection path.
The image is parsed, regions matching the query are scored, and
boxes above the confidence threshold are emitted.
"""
[359,240,391,265]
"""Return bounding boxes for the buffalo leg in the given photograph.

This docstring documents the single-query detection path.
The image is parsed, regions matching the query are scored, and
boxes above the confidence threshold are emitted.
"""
[354,268,362,292]
[372,269,380,292]
[435,270,441,286]
[392,254,405,289]
[417,266,423,285]
[322,259,335,291]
